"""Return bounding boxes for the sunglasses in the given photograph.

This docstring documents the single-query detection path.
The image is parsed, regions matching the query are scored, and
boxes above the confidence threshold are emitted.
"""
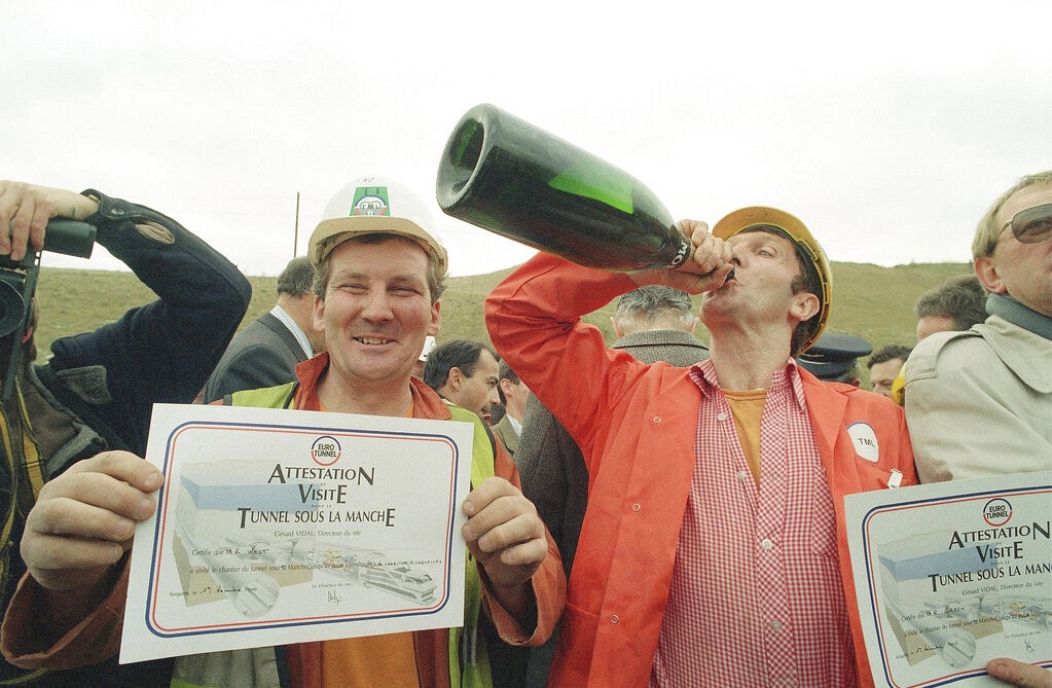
[1002,202,1052,244]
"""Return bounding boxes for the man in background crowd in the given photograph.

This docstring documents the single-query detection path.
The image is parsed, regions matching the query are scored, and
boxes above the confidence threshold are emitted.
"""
[515,284,708,688]
[491,360,530,457]
[423,339,501,424]
[203,256,323,401]
[888,274,988,404]
[906,171,1052,688]
[866,344,912,399]
[0,179,250,686]
[914,274,987,341]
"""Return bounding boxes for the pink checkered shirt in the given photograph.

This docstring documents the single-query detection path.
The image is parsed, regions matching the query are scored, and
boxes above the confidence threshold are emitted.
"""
[649,360,857,687]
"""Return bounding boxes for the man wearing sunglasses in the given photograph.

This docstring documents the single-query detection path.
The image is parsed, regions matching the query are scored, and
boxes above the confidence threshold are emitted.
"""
[905,171,1052,688]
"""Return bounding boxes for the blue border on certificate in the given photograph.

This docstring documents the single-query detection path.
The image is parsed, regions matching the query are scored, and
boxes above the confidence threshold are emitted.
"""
[857,483,1052,688]
[143,419,464,639]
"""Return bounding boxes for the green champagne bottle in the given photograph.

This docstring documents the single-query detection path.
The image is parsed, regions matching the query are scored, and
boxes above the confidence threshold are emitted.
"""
[436,104,692,271]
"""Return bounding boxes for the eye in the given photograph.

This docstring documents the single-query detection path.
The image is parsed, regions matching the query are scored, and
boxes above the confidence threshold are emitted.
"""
[335,282,367,293]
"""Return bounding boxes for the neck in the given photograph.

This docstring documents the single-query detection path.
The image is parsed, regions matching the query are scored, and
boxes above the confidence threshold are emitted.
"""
[707,332,791,390]
[277,293,313,334]
[316,368,413,416]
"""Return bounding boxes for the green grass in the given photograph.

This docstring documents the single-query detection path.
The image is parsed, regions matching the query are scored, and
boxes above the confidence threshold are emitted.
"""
[33,260,973,366]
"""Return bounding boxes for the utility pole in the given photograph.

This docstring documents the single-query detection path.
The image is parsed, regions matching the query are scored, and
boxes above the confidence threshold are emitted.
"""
[292,191,301,257]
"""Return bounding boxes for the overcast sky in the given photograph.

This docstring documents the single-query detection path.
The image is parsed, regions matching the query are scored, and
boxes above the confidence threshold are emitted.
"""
[2,0,1050,277]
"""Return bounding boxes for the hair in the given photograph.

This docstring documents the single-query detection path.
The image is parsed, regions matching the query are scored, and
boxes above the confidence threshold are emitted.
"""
[743,227,824,357]
[867,344,913,370]
[914,275,987,330]
[313,233,447,304]
[276,256,315,297]
[498,358,520,385]
[973,170,1052,259]
[614,285,695,332]
[422,339,497,391]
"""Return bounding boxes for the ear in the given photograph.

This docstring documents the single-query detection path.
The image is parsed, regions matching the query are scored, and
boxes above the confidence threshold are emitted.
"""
[790,292,820,323]
[427,300,442,336]
[447,366,463,390]
[20,325,34,345]
[312,294,325,332]
[974,256,1008,294]
[499,378,513,396]
[610,316,625,339]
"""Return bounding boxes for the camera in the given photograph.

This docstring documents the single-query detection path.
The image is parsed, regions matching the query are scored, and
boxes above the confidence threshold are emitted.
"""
[0,219,96,400]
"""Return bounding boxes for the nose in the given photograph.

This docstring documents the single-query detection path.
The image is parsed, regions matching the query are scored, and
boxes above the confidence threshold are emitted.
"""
[486,387,501,409]
[360,290,394,322]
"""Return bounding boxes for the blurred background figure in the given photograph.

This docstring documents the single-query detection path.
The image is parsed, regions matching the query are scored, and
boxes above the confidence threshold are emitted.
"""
[203,256,322,402]
[866,344,912,399]
[797,332,872,386]
[491,359,531,456]
[423,338,501,423]
[913,274,987,341]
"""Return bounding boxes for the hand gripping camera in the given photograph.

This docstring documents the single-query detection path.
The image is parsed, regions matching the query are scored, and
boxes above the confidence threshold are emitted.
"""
[0,219,96,400]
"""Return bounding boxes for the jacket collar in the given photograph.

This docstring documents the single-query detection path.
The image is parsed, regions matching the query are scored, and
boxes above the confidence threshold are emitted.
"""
[293,352,452,419]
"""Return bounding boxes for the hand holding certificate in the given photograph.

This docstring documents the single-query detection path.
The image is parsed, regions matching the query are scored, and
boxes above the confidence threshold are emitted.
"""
[845,471,1051,688]
[119,403,476,663]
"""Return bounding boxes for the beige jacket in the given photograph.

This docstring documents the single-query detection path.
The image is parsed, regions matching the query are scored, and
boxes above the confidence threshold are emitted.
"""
[905,314,1052,482]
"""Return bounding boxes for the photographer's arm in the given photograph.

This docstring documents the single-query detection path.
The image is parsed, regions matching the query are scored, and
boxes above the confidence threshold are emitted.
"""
[1,451,161,669]
[0,181,99,260]
[45,188,251,450]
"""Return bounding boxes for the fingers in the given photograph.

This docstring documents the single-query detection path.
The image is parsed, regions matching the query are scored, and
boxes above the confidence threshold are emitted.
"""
[462,477,547,582]
[0,180,97,260]
[21,451,163,590]
[986,658,1052,688]
[684,220,733,276]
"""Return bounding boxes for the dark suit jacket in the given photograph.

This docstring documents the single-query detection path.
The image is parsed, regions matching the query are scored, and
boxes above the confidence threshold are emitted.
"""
[202,311,308,402]
[515,329,708,687]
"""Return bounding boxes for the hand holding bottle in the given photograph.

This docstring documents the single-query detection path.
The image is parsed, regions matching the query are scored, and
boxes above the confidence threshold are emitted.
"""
[629,219,734,294]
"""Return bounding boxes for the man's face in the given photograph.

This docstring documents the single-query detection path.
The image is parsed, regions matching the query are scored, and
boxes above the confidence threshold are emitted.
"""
[701,230,818,339]
[313,237,440,387]
[869,357,905,399]
[447,348,501,423]
[976,181,1052,318]
[499,376,532,421]
[915,314,956,342]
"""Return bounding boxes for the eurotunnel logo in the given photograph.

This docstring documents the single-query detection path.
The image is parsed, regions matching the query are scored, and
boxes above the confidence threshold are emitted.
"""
[310,436,342,466]
[982,498,1012,527]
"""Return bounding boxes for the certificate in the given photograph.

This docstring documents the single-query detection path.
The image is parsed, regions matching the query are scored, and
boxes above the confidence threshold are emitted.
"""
[845,471,1051,687]
[121,403,473,664]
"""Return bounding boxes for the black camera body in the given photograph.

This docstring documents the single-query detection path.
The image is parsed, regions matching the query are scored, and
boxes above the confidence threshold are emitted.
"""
[0,219,97,400]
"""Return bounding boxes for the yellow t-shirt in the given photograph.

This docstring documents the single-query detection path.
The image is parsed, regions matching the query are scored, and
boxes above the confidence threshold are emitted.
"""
[320,399,421,688]
[724,388,768,484]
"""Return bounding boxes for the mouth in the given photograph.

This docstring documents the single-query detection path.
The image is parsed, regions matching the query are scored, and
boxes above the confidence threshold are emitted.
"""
[353,336,395,346]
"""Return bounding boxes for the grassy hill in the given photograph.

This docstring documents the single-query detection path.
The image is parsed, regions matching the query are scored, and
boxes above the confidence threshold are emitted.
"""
[33,260,973,368]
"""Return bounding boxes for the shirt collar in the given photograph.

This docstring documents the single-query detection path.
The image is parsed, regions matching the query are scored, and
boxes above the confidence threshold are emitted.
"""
[270,304,313,358]
[689,358,807,410]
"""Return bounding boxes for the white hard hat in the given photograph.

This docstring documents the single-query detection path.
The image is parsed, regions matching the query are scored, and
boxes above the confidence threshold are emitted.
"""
[309,175,448,276]
[418,335,438,362]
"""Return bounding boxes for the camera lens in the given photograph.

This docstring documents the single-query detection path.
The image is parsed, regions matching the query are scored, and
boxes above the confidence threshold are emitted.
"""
[0,279,27,338]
